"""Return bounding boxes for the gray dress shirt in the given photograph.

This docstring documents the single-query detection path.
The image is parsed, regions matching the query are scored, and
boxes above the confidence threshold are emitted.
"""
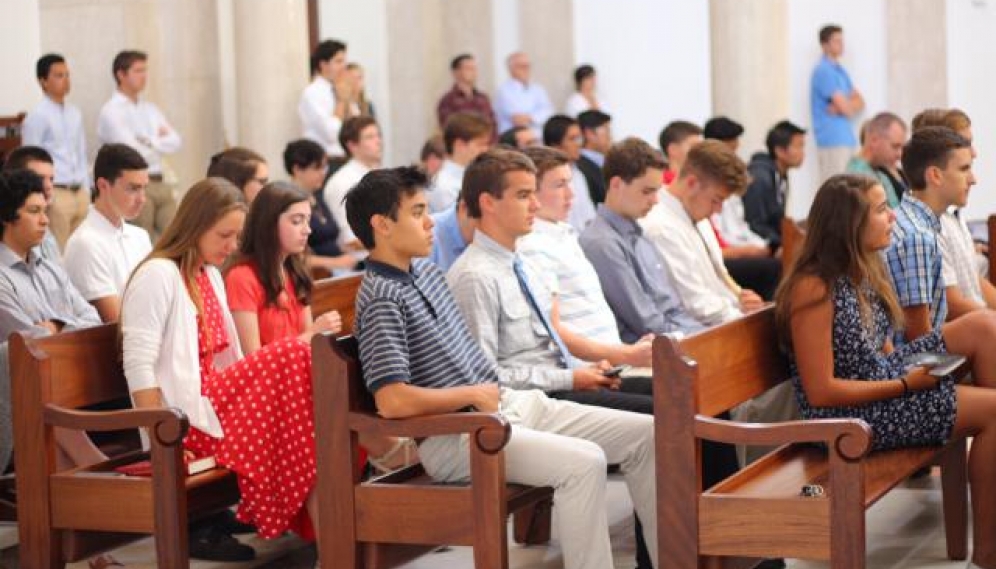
[0,243,99,340]
[579,205,702,343]
[446,230,575,393]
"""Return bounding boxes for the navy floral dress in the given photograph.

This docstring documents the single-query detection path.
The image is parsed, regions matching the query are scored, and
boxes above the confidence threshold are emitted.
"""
[789,277,957,450]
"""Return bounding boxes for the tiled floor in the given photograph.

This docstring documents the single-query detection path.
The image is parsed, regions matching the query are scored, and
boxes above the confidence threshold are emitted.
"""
[0,470,975,568]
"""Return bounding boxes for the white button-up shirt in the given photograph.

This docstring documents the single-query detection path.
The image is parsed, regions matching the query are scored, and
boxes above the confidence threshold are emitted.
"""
[298,75,344,157]
[323,158,370,249]
[96,91,182,175]
[428,159,465,214]
[939,210,984,306]
[641,189,742,327]
[21,96,89,187]
[63,207,153,301]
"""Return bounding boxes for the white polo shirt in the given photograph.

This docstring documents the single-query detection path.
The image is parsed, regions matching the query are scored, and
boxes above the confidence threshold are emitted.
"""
[64,207,153,301]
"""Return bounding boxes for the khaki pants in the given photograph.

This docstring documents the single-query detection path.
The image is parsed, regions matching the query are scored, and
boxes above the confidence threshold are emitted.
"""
[49,186,91,250]
[817,146,855,186]
[418,388,658,569]
[132,178,177,243]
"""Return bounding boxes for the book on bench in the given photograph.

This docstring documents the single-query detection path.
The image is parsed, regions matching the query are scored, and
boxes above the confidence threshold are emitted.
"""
[903,352,967,377]
[114,455,217,477]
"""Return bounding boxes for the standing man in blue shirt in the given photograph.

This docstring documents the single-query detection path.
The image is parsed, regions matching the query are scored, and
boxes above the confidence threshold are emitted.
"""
[811,24,864,184]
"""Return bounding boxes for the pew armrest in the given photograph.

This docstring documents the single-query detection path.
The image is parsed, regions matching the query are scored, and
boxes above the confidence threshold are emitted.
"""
[349,410,511,454]
[695,415,874,460]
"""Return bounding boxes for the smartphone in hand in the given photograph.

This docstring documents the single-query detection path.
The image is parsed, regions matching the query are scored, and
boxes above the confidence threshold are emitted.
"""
[603,364,631,378]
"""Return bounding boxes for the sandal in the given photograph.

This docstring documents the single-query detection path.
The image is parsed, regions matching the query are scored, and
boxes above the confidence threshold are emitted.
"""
[88,553,125,569]
[367,437,418,474]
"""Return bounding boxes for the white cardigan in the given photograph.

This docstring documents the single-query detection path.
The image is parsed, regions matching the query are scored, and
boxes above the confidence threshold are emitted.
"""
[122,259,242,438]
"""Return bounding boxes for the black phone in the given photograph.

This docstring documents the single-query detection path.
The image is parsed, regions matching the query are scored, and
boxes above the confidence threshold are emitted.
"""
[602,364,630,378]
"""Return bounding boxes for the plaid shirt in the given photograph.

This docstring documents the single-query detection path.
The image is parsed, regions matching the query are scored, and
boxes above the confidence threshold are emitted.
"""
[884,193,947,340]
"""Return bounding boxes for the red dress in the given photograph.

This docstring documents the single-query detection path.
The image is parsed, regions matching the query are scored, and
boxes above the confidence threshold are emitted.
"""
[184,270,316,539]
[225,263,303,347]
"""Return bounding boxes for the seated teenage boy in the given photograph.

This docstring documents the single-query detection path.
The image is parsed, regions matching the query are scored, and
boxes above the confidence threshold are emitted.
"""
[344,166,658,569]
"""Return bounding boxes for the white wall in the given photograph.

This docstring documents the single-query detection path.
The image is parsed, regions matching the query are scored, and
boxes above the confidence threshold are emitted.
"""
[572,0,712,147]
[0,0,42,116]
[786,0,887,219]
[947,0,996,221]
[491,0,519,87]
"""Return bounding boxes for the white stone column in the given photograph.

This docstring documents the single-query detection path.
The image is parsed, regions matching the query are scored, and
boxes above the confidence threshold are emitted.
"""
[886,0,947,120]
[709,0,790,159]
[232,0,310,176]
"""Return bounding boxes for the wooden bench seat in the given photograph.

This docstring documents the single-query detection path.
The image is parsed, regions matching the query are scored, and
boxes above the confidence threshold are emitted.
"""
[655,307,968,568]
[10,324,240,569]
[310,273,554,569]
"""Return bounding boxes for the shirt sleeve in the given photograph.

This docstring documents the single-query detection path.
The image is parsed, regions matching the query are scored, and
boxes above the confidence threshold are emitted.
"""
[121,262,175,392]
[812,65,842,102]
[20,112,45,146]
[0,274,49,339]
[886,233,935,308]
[63,236,118,302]
[447,269,574,393]
[581,234,673,338]
[149,104,182,154]
[299,87,341,150]
[939,228,961,288]
[356,297,412,393]
[224,264,264,313]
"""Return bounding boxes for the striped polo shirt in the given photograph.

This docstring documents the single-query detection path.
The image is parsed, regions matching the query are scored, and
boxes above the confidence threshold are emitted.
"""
[355,258,500,393]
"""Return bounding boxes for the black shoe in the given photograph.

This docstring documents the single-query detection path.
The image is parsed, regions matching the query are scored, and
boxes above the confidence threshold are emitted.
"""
[189,524,256,562]
[215,509,257,535]
[756,559,786,569]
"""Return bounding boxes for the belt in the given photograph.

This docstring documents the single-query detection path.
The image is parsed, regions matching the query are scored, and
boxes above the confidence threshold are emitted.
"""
[54,184,83,192]
[148,173,164,183]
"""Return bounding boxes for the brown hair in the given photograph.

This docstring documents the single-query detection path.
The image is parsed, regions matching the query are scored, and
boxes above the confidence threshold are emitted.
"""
[603,137,666,186]
[460,148,536,219]
[775,174,903,350]
[680,139,749,195]
[207,147,266,194]
[231,181,312,308]
[911,108,972,134]
[338,116,378,158]
[901,126,971,190]
[112,50,147,84]
[134,177,248,317]
[522,146,570,183]
[443,112,493,155]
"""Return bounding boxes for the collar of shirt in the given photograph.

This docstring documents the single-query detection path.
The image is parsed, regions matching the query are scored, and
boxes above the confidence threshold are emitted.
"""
[439,159,466,181]
[470,229,517,267]
[312,75,332,90]
[366,258,420,285]
[435,206,466,248]
[449,84,482,100]
[596,203,643,240]
[579,148,604,168]
[658,189,696,227]
[0,243,38,270]
[84,206,128,238]
[110,89,142,109]
[532,217,576,240]
[900,192,942,233]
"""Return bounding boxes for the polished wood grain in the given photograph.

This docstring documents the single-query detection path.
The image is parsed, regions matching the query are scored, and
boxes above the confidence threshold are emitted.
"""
[10,325,239,568]
[655,306,969,568]
[781,217,806,277]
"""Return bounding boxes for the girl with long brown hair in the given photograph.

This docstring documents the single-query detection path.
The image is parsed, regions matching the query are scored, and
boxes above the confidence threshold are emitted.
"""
[777,174,996,569]
[122,177,322,542]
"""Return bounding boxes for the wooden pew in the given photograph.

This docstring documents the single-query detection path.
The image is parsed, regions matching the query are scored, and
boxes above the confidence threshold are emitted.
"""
[10,324,240,569]
[0,113,25,165]
[654,307,968,569]
[310,273,554,569]
[987,214,996,284]
[780,217,806,277]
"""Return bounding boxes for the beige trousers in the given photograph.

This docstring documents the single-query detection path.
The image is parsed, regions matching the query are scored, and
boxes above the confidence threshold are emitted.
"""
[132,178,176,242]
[418,388,658,569]
[49,186,91,250]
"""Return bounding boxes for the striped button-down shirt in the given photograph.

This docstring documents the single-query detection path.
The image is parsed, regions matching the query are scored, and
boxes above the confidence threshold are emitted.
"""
[355,258,499,394]
[884,193,947,339]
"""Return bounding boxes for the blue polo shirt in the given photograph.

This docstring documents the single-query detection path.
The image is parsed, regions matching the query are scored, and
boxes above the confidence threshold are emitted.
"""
[810,56,858,148]
[428,206,468,272]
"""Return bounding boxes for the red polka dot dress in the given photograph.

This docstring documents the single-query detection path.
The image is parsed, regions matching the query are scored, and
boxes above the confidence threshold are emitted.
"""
[184,270,316,540]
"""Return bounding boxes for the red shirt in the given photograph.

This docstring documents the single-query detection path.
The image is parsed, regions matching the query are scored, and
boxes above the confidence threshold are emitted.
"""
[225,263,304,347]
[437,84,496,130]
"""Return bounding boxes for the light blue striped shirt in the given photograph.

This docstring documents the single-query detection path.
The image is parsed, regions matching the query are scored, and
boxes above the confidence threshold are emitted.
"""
[519,218,621,358]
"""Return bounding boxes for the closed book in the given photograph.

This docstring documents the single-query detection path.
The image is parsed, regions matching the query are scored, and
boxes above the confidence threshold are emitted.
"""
[115,455,217,477]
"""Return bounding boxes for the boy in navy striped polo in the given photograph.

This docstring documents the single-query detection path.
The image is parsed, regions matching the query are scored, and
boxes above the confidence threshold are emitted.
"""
[345,166,659,569]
